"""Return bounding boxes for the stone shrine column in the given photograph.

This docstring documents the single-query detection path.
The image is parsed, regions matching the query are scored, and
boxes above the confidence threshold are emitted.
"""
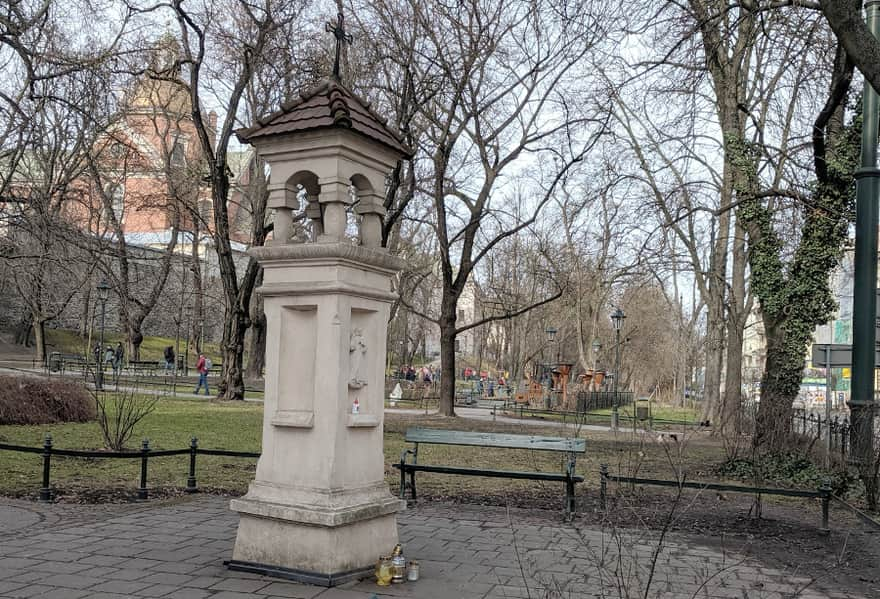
[267,182,300,244]
[356,191,385,248]
[317,177,351,242]
[228,77,412,587]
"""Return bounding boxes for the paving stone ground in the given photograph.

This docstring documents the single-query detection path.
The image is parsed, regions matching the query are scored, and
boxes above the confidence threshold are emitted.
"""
[0,496,867,599]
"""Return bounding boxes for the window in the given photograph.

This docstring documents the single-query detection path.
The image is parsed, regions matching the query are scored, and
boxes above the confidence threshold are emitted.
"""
[104,183,124,224]
[170,135,186,167]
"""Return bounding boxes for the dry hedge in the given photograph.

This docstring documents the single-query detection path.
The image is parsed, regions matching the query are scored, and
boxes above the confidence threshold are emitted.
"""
[0,376,96,425]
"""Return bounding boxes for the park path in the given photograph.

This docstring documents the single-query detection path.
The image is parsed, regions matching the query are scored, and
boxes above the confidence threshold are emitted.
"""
[0,494,865,599]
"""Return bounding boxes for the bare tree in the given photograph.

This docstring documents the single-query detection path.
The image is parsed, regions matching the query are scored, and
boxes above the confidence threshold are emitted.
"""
[361,0,616,415]
[163,0,307,400]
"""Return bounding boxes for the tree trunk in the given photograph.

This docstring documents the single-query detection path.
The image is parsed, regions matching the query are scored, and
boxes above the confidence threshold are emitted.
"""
[438,320,457,416]
[754,319,798,450]
[701,292,726,423]
[719,218,748,434]
[245,302,266,379]
[129,326,144,362]
[218,306,248,400]
[32,317,46,363]
[14,317,32,347]
[190,227,204,354]
[79,286,91,337]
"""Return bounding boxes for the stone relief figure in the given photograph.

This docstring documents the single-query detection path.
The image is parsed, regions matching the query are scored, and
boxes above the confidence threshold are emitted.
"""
[348,328,367,389]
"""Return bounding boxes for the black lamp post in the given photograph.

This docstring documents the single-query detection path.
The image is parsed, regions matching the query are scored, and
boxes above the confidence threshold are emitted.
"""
[95,280,111,391]
[183,305,192,376]
[544,326,558,373]
[544,327,558,408]
[610,307,626,430]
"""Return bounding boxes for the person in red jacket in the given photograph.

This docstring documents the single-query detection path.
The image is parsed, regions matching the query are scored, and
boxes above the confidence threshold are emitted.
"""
[194,353,210,396]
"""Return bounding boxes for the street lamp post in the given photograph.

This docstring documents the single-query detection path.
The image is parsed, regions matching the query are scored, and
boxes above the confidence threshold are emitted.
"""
[544,326,558,373]
[544,327,557,409]
[184,305,192,377]
[591,339,601,373]
[610,307,626,430]
[95,280,111,391]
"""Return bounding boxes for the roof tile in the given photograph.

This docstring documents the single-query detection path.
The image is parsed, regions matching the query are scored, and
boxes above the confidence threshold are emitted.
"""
[237,79,411,157]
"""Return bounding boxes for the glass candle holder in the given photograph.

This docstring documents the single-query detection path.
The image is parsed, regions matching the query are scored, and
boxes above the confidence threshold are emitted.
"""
[375,556,393,586]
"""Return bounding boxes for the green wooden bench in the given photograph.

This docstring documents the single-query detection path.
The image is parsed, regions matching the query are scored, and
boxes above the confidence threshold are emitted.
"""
[393,427,586,516]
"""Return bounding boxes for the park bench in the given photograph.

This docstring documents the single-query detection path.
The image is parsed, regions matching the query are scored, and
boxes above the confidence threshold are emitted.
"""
[128,360,160,376]
[47,352,88,374]
[393,427,586,516]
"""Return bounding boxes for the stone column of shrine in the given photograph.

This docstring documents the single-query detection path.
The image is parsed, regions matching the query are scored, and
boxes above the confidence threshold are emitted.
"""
[227,78,411,586]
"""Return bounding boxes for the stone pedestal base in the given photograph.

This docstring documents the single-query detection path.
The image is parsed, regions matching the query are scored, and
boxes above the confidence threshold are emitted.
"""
[228,496,401,586]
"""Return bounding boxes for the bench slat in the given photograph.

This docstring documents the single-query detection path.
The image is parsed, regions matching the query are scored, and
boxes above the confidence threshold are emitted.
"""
[403,427,585,453]
[393,463,584,482]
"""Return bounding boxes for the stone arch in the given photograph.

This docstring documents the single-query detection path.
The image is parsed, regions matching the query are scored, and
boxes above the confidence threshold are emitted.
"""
[288,170,320,196]
[349,173,373,193]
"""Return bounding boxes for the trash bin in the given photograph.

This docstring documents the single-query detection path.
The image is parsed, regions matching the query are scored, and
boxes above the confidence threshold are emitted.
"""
[48,352,62,373]
[636,398,651,421]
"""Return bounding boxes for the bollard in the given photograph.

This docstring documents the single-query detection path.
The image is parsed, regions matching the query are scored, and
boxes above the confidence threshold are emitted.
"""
[819,479,831,534]
[39,434,53,502]
[186,436,198,493]
[599,464,608,511]
[138,439,150,500]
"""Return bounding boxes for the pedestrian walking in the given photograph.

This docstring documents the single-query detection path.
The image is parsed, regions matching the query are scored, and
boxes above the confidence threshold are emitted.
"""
[113,342,124,377]
[104,346,115,370]
[164,346,176,375]
[194,353,210,395]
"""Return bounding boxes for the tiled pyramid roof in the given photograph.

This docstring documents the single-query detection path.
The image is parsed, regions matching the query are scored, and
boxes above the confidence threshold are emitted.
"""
[236,79,411,157]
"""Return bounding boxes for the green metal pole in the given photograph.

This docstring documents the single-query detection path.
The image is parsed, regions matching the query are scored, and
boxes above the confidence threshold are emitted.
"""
[849,0,880,467]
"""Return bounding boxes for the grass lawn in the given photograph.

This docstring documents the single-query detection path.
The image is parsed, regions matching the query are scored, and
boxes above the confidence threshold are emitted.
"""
[0,395,813,504]
[0,397,263,499]
[45,328,222,364]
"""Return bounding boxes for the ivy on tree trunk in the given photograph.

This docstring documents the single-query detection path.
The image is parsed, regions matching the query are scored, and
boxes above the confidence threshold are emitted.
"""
[739,49,858,452]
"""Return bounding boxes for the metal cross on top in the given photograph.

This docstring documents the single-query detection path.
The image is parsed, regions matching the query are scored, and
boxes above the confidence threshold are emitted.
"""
[325,11,353,81]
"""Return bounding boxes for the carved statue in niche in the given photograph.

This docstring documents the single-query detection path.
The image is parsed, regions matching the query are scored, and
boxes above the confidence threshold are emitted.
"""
[348,328,367,389]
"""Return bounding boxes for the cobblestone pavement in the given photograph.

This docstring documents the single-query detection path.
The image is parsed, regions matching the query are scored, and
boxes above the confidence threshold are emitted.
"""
[0,496,866,599]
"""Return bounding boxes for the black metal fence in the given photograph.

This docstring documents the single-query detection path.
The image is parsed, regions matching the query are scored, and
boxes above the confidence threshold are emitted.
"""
[575,391,634,411]
[599,464,834,532]
[791,408,850,460]
[0,435,260,501]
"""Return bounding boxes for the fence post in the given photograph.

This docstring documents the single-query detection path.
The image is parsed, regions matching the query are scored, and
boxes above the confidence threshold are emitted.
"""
[819,478,831,534]
[599,464,608,510]
[39,434,53,502]
[186,436,198,493]
[138,439,150,500]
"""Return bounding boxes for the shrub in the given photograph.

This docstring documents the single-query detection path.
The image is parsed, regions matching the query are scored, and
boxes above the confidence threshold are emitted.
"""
[0,376,95,425]
[93,387,157,451]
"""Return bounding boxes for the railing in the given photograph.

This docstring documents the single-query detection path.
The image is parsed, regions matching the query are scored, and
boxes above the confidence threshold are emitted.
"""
[791,408,850,460]
[599,464,833,532]
[499,403,696,429]
[574,391,635,411]
[0,436,260,501]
